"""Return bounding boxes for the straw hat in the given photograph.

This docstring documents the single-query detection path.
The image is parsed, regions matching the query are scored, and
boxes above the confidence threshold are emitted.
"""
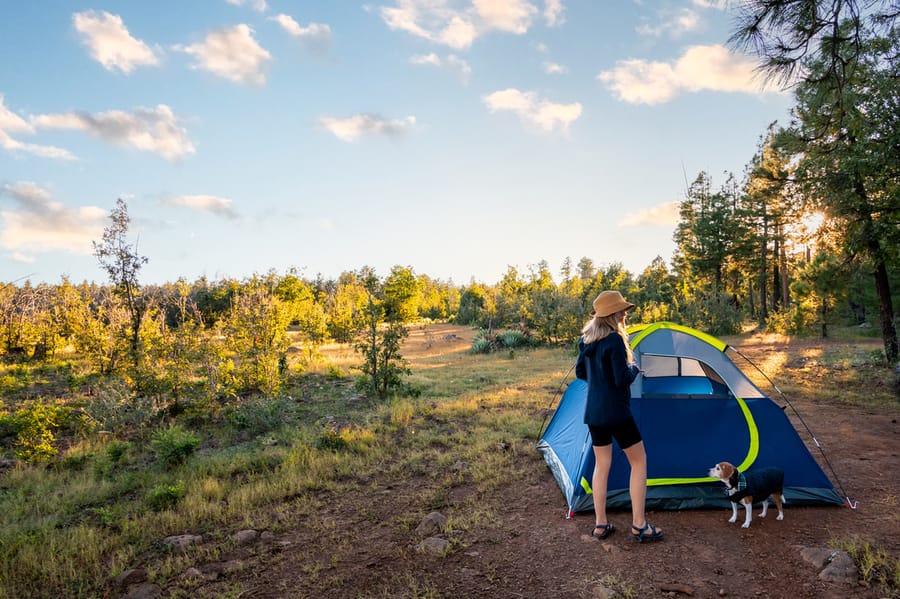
[591,290,635,318]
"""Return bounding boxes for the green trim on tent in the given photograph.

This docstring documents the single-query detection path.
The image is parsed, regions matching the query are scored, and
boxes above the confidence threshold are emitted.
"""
[578,394,760,493]
[646,395,759,486]
[580,323,760,490]
[629,321,728,353]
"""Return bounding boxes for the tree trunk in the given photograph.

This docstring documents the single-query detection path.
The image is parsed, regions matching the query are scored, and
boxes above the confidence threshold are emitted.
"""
[780,238,790,308]
[871,246,898,362]
[772,237,781,312]
[759,217,768,323]
[853,177,898,362]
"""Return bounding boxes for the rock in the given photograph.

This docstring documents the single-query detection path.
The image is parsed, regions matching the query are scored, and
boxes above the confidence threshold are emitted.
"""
[799,546,858,583]
[161,534,203,554]
[232,529,259,545]
[120,583,161,599]
[819,551,858,582]
[113,569,147,588]
[415,512,448,537]
[799,547,837,569]
[416,536,450,555]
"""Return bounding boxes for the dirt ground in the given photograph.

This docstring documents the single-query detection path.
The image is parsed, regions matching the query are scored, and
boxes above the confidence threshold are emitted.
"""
[175,329,899,599]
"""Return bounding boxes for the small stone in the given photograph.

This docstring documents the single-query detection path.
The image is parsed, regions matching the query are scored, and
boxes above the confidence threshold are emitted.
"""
[819,551,858,582]
[415,512,448,537]
[120,583,161,599]
[416,536,450,555]
[232,529,259,545]
[113,568,147,588]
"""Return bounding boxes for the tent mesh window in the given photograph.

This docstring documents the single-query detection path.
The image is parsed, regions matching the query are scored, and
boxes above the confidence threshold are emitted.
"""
[640,354,732,398]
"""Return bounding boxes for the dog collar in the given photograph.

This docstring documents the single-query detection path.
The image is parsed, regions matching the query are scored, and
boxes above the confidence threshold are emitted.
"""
[726,471,748,496]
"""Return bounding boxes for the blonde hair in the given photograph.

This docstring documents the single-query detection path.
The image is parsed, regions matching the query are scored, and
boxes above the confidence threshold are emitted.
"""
[581,313,634,362]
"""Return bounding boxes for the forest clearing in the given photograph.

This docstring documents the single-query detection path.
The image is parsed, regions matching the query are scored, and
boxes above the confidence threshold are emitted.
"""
[0,323,896,598]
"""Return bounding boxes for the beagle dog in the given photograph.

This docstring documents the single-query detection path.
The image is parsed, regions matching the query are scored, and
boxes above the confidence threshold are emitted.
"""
[708,462,785,528]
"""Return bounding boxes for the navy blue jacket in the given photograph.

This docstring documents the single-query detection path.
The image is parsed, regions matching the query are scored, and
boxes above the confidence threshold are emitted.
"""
[575,333,640,427]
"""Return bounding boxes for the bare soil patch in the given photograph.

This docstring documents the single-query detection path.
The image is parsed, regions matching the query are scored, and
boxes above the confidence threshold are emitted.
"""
[172,328,899,599]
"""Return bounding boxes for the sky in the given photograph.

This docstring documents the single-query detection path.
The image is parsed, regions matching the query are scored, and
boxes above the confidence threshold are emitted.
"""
[0,0,795,287]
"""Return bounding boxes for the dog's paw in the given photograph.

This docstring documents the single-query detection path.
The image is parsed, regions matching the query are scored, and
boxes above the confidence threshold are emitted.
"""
[776,514,784,521]
[728,516,737,523]
[758,512,767,518]
[741,522,751,529]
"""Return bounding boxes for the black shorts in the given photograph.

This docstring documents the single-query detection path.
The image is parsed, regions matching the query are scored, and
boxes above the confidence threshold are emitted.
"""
[588,418,642,450]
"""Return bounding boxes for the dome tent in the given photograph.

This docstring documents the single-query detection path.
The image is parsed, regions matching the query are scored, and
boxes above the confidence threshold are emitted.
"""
[537,322,845,516]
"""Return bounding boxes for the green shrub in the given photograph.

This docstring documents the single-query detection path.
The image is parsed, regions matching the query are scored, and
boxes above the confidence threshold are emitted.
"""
[225,396,298,436]
[146,481,186,511]
[471,329,533,354]
[470,337,492,354]
[59,450,93,471]
[82,380,161,438]
[105,440,131,463]
[10,400,68,462]
[316,427,349,451]
[150,424,201,468]
[499,329,528,348]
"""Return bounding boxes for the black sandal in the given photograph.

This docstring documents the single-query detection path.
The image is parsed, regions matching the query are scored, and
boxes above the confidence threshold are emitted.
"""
[592,523,615,539]
[630,522,663,543]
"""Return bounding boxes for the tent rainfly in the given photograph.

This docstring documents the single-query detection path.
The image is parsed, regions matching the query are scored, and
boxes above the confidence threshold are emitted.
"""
[537,322,845,516]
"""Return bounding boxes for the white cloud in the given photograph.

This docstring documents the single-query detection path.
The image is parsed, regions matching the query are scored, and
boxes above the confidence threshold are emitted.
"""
[73,10,160,74]
[167,194,238,219]
[483,88,581,133]
[410,52,472,82]
[225,0,268,12]
[619,201,680,227]
[597,44,774,105]
[543,61,568,74]
[12,251,35,264]
[474,0,536,33]
[0,96,34,134]
[692,0,727,9]
[319,114,417,142]
[379,0,540,49]
[271,14,332,53]
[31,104,195,160]
[410,53,442,66]
[544,0,565,26]
[0,96,77,160]
[0,182,107,254]
[636,8,702,38]
[0,130,77,161]
[176,24,270,86]
[446,54,472,82]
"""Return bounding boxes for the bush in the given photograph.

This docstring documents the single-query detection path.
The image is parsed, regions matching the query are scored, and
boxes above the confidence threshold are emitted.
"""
[470,329,533,354]
[8,401,68,462]
[225,396,298,436]
[106,440,131,463]
[470,337,492,354]
[150,424,201,468]
[146,481,186,511]
[499,330,528,348]
[82,380,161,439]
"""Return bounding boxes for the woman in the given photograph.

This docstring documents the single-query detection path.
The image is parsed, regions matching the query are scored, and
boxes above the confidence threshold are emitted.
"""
[575,290,663,543]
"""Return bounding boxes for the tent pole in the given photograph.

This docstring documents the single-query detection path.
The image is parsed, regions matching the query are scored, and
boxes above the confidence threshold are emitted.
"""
[730,347,858,509]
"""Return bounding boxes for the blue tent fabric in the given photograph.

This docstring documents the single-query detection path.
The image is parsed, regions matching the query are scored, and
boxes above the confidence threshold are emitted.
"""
[537,323,844,515]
